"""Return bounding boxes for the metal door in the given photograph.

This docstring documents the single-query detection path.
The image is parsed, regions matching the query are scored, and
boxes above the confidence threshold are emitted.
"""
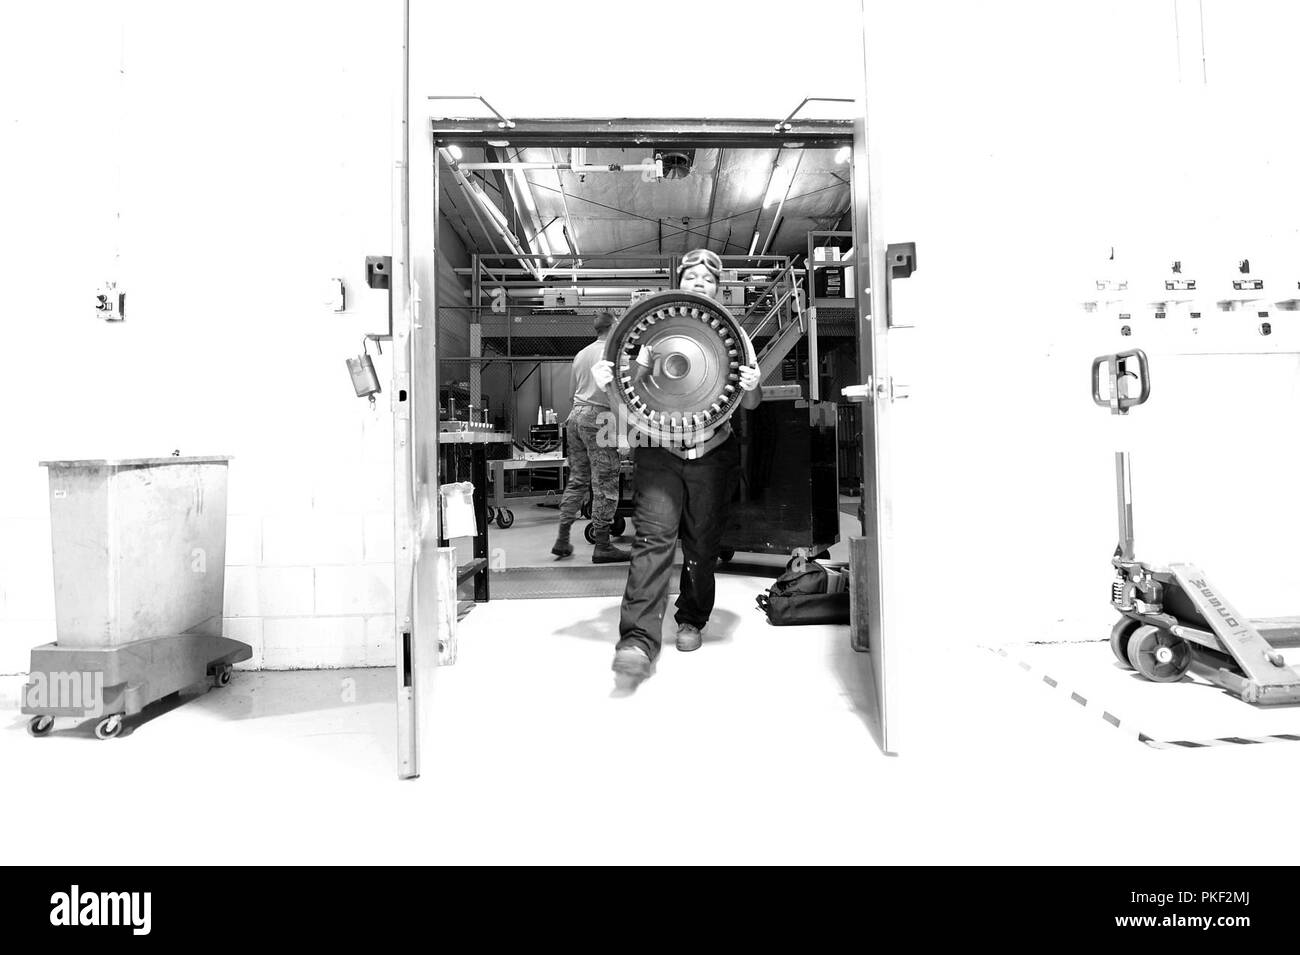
[845,3,910,755]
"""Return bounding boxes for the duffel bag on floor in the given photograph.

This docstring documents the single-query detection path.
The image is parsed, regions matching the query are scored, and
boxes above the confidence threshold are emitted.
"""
[756,589,851,625]
[755,555,851,626]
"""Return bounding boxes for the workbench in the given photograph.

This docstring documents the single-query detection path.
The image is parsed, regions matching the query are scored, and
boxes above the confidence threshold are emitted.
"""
[487,456,568,526]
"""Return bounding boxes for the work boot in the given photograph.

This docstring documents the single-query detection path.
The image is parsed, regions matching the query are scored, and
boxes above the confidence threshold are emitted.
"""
[551,520,574,559]
[611,645,652,680]
[591,526,630,564]
[675,622,703,652]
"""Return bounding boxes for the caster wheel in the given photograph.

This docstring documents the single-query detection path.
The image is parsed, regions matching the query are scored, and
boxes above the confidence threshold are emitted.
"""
[486,506,496,523]
[215,666,232,687]
[719,548,735,563]
[496,509,514,529]
[1126,625,1192,683]
[584,522,598,544]
[612,515,627,537]
[581,498,593,519]
[1110,617,1141,669]
[93,714,124,740]
[27,715,54,737]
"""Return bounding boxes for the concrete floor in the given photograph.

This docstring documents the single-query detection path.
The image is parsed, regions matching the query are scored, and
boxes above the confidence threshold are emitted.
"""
[990,639,1300,744]
[8,587,1300,863]
[461,492,858,572]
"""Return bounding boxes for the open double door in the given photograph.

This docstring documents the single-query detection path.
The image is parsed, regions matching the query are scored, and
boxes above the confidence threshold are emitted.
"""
[389,7,906,777]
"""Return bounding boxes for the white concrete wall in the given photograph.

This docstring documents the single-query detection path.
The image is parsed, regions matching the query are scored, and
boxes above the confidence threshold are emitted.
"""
[869,0,1300,646]
[0,0,402,671]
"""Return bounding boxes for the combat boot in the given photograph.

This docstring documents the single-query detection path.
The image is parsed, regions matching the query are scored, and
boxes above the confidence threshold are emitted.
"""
[551,520,574,558]
[591,526,630,563]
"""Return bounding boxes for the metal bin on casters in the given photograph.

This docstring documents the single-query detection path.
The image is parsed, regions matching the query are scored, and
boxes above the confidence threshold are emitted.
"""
[22,456,251,740]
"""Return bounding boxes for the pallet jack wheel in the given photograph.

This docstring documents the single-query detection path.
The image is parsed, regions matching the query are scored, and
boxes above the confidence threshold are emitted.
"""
[27,715,54,737]
[719,548,735,563]
[584,522,598,544]
[1126,624,1192,683]
[612,515,627,537]
[486,505,496,523]
[1109,617,1141,669]
[93,714,123,740]
[496,509,514,529]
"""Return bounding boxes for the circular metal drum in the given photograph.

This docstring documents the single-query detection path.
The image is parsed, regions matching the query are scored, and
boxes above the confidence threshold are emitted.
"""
[604,290,756,442]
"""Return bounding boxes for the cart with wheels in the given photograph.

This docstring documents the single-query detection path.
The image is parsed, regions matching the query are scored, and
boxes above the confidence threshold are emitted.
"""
[1094,351,1300,704]
[21,456,252,739]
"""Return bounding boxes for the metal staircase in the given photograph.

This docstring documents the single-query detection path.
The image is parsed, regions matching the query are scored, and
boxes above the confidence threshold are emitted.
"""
[738,261,807,379]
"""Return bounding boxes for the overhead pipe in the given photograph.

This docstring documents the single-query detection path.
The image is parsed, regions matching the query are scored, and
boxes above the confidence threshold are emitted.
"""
[747,147,783,256]
[503,148,555,277]
[442,148,541,279]
[551,147,581,261]
[760,151,803,255]
[455,160,663,176]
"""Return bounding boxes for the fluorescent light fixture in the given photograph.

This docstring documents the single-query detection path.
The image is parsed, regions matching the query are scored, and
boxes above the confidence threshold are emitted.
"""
[546,220,570,257]
[763,164,794,208]
[835,145,850,164]
[448,144,464,161]
[487,139,510,147]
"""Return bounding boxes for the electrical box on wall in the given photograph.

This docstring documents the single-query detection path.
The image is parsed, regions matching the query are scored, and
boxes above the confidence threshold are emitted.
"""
[95,283,125,322]
[326,277,346,313]
[719,285,746,308]
[543,288,579,308]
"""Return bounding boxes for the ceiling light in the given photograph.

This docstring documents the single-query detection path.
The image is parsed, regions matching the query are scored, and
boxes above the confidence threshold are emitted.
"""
[762,165,794,207]
[835,145,850,164]
[487,139,510,148]
[447,144,464,160]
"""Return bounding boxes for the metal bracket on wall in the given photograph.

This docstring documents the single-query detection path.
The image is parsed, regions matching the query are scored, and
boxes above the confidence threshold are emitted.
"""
[883,241,917,329]
[427,95,515,129]
[366,255,393,290]
[774,97,856,132]
[886,242,917,280]
[365,255,394,344]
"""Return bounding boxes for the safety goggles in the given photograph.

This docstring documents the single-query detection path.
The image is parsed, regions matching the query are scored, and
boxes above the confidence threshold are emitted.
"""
[678,248,723,277]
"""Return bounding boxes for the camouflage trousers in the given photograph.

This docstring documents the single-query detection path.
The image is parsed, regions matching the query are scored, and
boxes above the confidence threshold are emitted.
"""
[559,405,620,531]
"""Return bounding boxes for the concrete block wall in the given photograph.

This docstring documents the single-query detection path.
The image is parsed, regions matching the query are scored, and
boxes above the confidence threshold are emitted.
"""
[0,1,404,674]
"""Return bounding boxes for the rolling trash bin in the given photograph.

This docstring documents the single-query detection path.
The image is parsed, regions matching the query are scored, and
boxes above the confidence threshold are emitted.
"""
[22,456,251,740]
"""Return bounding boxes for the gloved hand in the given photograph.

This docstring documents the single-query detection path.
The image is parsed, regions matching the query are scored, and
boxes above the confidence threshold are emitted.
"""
[738,363,760,392]
[593,359,615,389]
[636,345,653,368]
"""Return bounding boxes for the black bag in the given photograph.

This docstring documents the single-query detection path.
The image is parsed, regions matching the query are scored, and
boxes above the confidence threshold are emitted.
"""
[755,556,851,626]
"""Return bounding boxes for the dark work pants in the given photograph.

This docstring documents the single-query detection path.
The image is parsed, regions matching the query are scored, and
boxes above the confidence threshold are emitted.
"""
[617,434,739,660]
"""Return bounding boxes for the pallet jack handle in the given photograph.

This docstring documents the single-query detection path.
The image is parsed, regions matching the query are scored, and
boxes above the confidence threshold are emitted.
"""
[1093,350,1150,562]
[1091,349,1150,415]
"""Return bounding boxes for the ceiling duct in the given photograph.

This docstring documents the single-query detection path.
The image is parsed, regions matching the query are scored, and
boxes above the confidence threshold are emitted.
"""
[656,148,695,180]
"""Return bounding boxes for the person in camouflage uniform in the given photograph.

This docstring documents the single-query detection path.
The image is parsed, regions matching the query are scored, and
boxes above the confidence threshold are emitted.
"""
[552,311,630,564]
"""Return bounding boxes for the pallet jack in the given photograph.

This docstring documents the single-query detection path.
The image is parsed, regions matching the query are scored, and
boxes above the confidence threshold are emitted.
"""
[1094,349,1300,703]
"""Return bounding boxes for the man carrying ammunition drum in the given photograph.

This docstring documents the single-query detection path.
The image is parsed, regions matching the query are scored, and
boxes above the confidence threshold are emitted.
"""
[592,248,763,681]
